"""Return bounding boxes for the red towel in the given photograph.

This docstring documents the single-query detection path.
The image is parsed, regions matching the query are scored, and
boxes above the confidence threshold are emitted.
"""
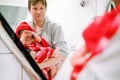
[16,22,34,37]
[71,4,120,80]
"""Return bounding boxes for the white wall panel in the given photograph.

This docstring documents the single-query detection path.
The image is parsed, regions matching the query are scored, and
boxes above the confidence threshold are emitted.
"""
[0,37,11,53]
[0,0,28,7]
[0,54,22,80]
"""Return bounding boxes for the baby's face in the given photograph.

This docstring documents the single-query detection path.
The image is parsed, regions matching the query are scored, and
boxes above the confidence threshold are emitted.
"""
[20,30,34,41]
[25,31,33,41]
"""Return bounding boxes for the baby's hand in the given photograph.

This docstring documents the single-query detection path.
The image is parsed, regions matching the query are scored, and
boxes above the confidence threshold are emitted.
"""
[30,51,37,59]
[27,30,42,42]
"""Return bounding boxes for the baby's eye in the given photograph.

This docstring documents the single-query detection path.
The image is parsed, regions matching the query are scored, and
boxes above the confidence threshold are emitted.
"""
[32,35,34,38]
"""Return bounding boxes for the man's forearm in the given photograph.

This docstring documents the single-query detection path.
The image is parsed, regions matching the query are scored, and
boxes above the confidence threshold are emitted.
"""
[37,54,64,69]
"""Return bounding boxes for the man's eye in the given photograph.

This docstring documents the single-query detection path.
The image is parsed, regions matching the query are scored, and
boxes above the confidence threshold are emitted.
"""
[33,8,37,10]
[40,7,44,9]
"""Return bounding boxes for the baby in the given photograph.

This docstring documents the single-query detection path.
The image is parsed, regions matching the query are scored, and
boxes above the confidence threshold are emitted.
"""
[16,22,57,79]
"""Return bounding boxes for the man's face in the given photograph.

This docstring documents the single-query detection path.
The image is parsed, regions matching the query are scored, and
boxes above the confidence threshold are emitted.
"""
[29,1,46,22]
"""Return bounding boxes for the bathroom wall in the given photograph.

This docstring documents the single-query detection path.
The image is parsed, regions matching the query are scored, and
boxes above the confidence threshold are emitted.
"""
[46,0,111,50]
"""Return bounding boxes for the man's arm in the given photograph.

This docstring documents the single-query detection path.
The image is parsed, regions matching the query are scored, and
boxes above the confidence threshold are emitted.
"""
[37,48,65,69]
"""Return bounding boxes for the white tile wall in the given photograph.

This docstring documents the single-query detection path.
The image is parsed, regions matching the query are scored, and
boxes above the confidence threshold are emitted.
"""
[0,54,22,80]
[0,38,31,80]
[0,38,10,53]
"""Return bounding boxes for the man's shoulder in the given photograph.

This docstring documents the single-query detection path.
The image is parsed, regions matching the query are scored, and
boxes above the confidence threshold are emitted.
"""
[46,17,61,28]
